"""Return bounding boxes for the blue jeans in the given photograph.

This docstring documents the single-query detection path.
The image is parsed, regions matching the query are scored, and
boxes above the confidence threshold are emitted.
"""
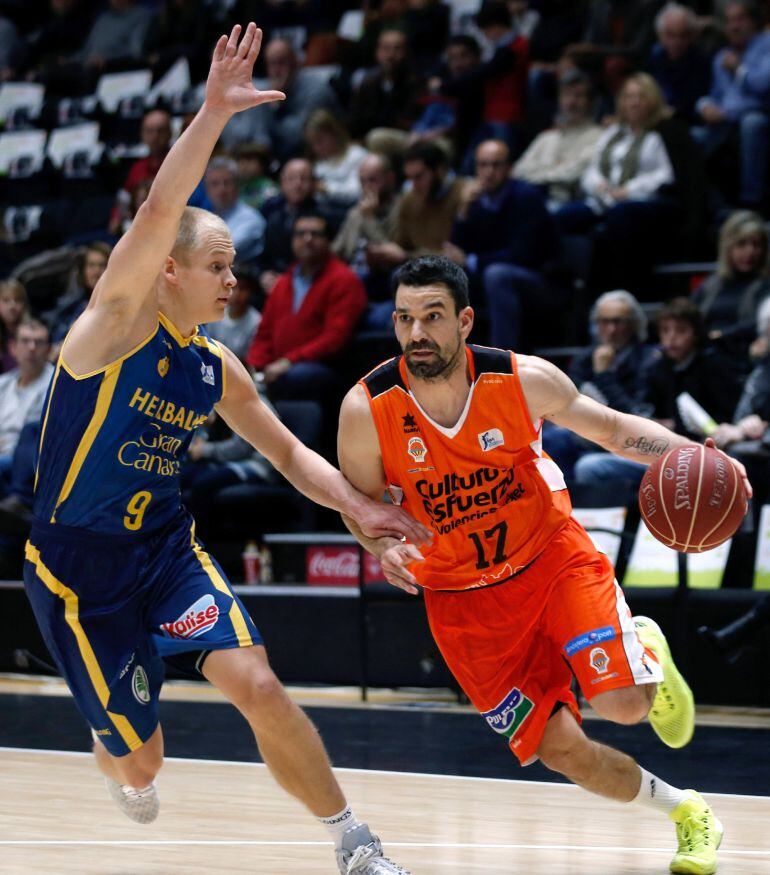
[691,111,769,205]
[269,361,339,401]
[574,452,646,487]
[481,262,548,351]
[9,421,39,505]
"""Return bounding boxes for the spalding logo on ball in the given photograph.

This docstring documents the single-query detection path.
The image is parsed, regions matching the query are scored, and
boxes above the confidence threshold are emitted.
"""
[638,444,747,553]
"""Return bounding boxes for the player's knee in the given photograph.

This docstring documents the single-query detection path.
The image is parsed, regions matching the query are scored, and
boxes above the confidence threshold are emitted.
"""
[537,730,587,776]
[536,710,590,775]
[240,668,291,722]
[591,687,650,725]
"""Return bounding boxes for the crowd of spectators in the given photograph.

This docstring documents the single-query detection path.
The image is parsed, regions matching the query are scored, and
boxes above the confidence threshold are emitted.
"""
[1,0,770,569]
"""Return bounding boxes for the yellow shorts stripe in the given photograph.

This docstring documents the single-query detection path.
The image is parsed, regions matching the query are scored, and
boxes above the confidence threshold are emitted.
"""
[52,363,122,520]
[25,541,143,751]
[189,525,254,649]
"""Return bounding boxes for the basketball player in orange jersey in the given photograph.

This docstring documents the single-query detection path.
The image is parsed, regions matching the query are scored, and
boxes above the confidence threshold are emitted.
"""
[23,25,426,875]
[338,256,752,875]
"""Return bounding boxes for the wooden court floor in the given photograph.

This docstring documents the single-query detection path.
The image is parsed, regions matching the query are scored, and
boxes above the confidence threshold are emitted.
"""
[2,748,769,874]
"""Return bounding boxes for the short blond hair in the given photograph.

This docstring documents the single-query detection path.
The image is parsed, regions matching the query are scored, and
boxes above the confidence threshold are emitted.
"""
[618,73,672,128]
[717,210,769,280]
[171,207,231,263]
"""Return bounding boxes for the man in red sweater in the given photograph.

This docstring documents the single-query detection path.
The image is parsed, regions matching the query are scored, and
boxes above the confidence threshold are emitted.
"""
[246,213,366,401]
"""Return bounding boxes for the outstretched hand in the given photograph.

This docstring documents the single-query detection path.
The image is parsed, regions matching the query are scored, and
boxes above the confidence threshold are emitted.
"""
[205,23,285,117]
[379,542,425,595]
[355,498,433,548]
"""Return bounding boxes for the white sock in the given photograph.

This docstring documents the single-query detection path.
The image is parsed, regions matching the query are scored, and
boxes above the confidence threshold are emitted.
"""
[632,766,689,813]
[319,805,361,848]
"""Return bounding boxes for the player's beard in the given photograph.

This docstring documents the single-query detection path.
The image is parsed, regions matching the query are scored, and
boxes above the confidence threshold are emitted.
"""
[404,333,464,381]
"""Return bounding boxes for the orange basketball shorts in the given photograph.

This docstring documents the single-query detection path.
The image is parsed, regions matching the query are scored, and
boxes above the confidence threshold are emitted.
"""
[423,517,662,766]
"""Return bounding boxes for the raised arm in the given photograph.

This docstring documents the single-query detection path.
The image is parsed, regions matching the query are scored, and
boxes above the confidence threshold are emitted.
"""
[96,24,282,313]
[519,354,752,494]
[215,346,432,546]
[65,24,285,374]
[337,385,427,594]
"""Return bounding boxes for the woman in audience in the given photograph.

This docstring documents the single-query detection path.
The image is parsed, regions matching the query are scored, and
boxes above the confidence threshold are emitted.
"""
[694,210,770,365]
[0,280,29,372]
[42,241,111,361]
[304,109,368,206]
[554,72,680,290]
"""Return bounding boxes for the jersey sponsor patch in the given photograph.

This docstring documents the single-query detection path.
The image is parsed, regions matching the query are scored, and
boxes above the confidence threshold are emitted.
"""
[478,428,504,451]
[589,647,610,674]
[160,593,220,640]
[564,625,616,656]
[132,665,151,704]
[201,362,215,386]
[407,436,428,464]
[482,687,534,739]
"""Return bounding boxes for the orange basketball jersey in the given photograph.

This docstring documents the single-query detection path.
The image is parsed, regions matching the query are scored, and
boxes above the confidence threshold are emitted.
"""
[360,345,573,591]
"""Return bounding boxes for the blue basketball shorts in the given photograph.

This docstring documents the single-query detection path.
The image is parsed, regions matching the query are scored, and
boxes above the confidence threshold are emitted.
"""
[23,513,262,757]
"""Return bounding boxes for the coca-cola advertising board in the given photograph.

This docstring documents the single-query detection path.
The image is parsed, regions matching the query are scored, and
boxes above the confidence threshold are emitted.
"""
[305,546,385,586]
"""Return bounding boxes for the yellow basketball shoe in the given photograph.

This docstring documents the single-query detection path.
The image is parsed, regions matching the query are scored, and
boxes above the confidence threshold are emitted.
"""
[634,616,695,748]
[669,791,723,875]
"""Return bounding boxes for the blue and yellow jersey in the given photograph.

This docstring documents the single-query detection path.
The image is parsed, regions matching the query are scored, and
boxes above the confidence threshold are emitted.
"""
[33,313,226,535]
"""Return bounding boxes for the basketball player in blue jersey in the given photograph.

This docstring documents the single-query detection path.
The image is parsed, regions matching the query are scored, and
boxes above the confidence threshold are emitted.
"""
[23,24,426,875]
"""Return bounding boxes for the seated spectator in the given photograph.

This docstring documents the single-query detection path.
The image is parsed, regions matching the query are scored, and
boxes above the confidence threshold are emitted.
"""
[367,142,466,271]
[182,402,279,536]
[260,158,322,291]
[0,280,29,372]
[304,110,368,206]
[205,265,262,363]
[0,420,39,576]
[0,15,25,81]
[692,0,770,210]
[712,297,770,506]
[566,0,662,96]
[220,37,340,161]
[25,0,95,82]
[349,28,424,152]
[42,242,111,360]
[646,3,712,124]
[205,157,266,266]
[513,69,602,206]
[332,153,400,324]
[694,210,770,363]
[0,319,54,493]
[109,109,172,236]
[425,35,484,165]
[575,297,742,486]
[543,290,656,478]
[555,73,679,289]
[40,0,154,94]
[234,142,279,211]
[445,139,558,350]
[144,0,215,81]
[246,214,367,403]
[443,1,528,161]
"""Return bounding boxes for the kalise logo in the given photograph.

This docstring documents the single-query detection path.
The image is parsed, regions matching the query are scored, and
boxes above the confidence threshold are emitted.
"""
[160,594,219,639]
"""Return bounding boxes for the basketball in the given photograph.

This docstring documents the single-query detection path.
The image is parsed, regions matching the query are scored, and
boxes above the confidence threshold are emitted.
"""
[638,444,748,553]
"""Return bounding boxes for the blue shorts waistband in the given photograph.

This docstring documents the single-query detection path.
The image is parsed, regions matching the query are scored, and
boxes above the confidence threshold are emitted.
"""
[30,515,187,546]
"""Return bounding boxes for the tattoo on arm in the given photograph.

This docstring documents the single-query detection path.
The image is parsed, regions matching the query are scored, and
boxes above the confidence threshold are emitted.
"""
[623,436,670,456]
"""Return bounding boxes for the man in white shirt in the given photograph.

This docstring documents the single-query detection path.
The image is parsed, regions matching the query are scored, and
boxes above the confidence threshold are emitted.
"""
[0,318,54,482]
[513,69,602,206]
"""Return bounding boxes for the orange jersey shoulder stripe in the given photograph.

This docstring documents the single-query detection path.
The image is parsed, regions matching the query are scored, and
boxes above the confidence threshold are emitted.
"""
[360,345,572,591]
